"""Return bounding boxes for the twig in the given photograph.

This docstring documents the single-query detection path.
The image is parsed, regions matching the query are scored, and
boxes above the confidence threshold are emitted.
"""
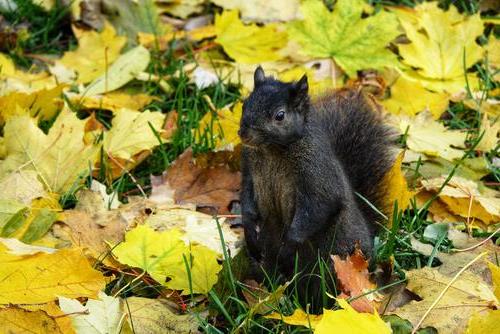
[107,153,147,198]
[411,252,488,334]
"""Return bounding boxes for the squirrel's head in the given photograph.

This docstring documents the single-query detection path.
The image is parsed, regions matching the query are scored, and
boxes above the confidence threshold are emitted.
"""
[239,66,310,148]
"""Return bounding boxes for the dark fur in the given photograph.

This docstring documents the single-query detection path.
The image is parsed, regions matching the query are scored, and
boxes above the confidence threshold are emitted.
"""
[240,67,395,308]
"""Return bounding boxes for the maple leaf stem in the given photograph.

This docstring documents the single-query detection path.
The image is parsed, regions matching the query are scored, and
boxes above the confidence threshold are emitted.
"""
[411,251,488,334]
[452,225,500,253]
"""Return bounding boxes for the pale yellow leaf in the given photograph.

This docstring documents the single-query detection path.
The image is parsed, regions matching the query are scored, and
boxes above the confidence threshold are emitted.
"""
[0,248,105,304]
[212,0,300,22]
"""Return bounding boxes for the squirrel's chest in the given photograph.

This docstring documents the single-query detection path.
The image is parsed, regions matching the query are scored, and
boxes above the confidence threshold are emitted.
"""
[250,156,297,226]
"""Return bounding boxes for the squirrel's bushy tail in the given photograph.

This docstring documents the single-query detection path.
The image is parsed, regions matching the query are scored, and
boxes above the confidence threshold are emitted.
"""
[314,89,396,224]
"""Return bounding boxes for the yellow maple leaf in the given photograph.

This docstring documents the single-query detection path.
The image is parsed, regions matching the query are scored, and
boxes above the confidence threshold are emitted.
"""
[113,225,186,285]
[196,102,242,150]
[69,91,156,112]
[165,243,223,295]
[476,113,500,152]
[466,310,500,334]
[266,308,322,328]
[0,84,65,124]
[382,75,449,119]
[0,307,62,333]
[486,36,500,69]
[103,109,165,161]
[488,262,500,300]
[395,2,485,93]
[113,225,222,294]
[287,0,399,77]
[59,23,126,84]
[380,151,414,218]
[0,248,105,304]
[396,111,467,161]
[157,0,204,19]
[215,10,287,64]
[421,176,500,225]
[315,299,390,334]
[0,110,99,193]
[0,53,58,94]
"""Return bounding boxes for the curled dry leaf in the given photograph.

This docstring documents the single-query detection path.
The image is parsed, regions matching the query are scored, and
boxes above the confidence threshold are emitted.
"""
[160,148,241,214]
[332,246,382,313]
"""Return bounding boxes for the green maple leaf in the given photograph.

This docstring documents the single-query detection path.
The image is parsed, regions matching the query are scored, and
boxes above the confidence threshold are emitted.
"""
[287,0,399,76]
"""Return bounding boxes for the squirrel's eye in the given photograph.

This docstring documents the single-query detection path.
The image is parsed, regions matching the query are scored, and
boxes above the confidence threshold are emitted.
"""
[275,110,285,121]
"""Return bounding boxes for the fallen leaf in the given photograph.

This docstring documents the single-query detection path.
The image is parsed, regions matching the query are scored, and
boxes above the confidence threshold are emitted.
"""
[287,0,399,76]
[0,110,99,193]
[59,292,122,334]
[162,149,241,214]
[145,206,242,256]
[157,0,205,19]
[59,23,126,84]
[396,111,467,161]
[215,10,287,64]
[476,113,500,152]
[196,102,242,150]
[394,2,484,92]
[84,45,151,96]
[0,307,62,334]
[333,247,381,313]
[124,296,200,334]
[465,309,500,334]
[0,248,105,304]
[266,308,321,328]
[487,262,500,300]
[103,109,165,162]
[112,224,186,286]
[316,299,391,334]
[421,176,500,225]
[388,267,498,334]
[382,75,449,119]
[380,151,414,216]
[212,0,300,22]
[165,243,222,295]
[0,170,47,205]
[0,84,65,124]
[0,237,56,255]
[68,91,156,113]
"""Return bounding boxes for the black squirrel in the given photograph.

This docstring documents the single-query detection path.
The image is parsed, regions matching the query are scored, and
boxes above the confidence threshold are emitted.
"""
[239,67,395,306]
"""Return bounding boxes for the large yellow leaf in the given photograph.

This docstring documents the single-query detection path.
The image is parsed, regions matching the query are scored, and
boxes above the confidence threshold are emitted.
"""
[465,310,500,334]
[266,308,321,328]
[59,23,126,84]
[0,111,99,193]
[382,75,449,119]
[212,0,300,22]
[396,111,466,161]
[0,84,65,124]
[113,225,222,294]
[0,307,62,333]
[215,10,287,64]
[421,176,500,225]
[315,299,390,334]
[389,267,498,334]
[0,248,105,304]
[68,91,156,113]
[287,0,399,77]
[165,243,222,295]
[103,109,165,161]
[488,262,500,300]
[112,225,186,285]
[395,2,484,93]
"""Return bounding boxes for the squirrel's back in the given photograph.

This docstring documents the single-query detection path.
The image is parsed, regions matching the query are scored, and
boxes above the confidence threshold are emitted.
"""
[312,89,396,222]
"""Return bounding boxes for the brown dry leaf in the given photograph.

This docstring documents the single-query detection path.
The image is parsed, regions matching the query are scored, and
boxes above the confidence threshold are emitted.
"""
[389,267,498,334]
[421,176,500,225]
[332,246,381,313]
[162,148,241,214]
[57,188,127,260]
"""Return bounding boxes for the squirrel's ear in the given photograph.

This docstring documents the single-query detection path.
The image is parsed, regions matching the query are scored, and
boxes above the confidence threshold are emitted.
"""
[254,66,265,87]
[293,74,308,97]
